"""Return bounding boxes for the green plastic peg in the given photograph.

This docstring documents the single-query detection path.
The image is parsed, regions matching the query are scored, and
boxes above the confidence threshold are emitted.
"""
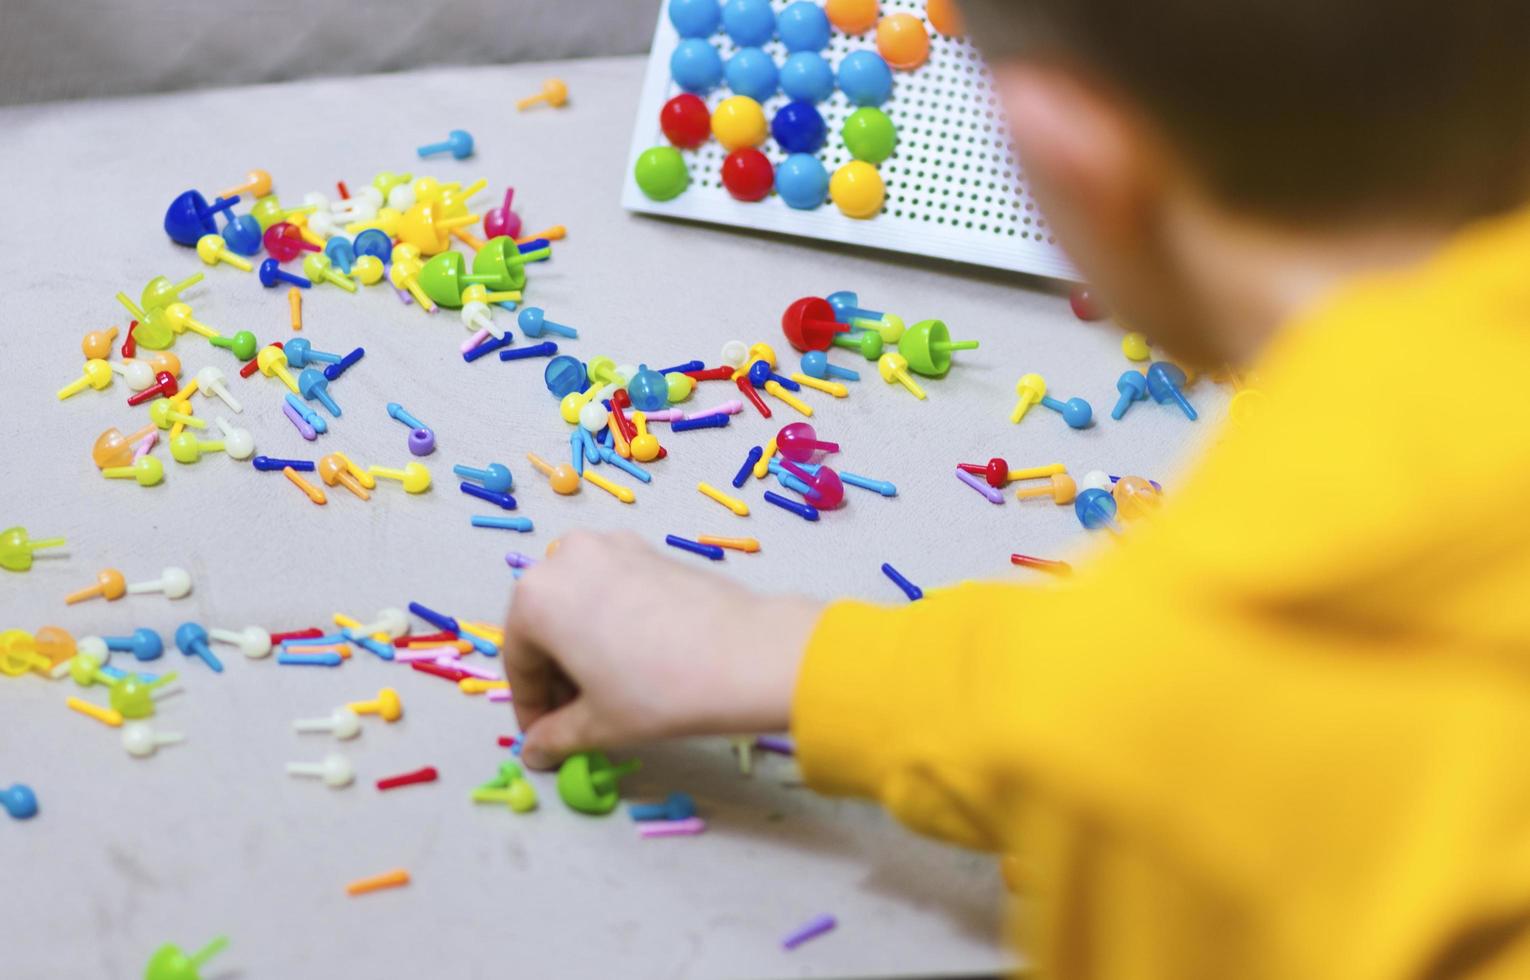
[472,762,539,812]
[471,236,548,293]
[634,146,690,202]
[250,194,316,230]
[115,293,173,350]
[842,107,897,164]
[0,526,66,572]
[144,936,229,980]
[897,319,980,377]
[208,330,258,362]
[109,672,178,719]
[419,251,503,308]
[586,356,623,389]
[556,751,641,815]
[832,327,883,361]
[140,274,205,313]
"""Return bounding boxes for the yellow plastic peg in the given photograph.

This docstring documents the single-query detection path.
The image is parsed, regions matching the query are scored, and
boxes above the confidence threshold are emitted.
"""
[461,284,523,306]
[161,303,222,341]
[353,255,385,285]
[398,202,478,256]
[302,253,358,293]
[697,482,749,516]
[764,380,813,416]
[140,273,205,312]
[878,353,926,400]
[256,346,300,394]
[319,454,371,500]
[102,456,165,487]
[388,259,436,311]
[791,373,848,398]
[196,234,252,271]
[367,462,432,494]
[57,359,113,399]
[517,78,569,111]
[149,397,207,431]
[331,452,375,489]
[630,412,661,462]
[346,207,403,238]
[1010,373,1046,422]
[583,469,635,503]
[1121,332,1150,362]
[348,687,403,722]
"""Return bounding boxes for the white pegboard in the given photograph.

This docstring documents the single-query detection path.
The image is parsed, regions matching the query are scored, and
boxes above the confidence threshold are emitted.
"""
[622,0,1079,281]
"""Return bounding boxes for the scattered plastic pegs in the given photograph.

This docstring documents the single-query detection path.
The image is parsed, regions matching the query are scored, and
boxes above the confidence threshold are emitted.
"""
[526,452,580,495]
[57,359,113,400]
[417,128,475,159]
[287,753,355,788]
[368,461,432,494]
[318,454,371,500]
[0,527,66,572]
[781,297,850,352]
[557,751,641,815]
[517,78,569,111]
[102,456,165,487]
[174,623,223,672]
[302,253,357,293]
[1015,473,1078,505]
[195,233,251,272]
[454,462,514,494]
[163,190,239,246]
[1039,391,1094,429]
[1075,487,1122,532]
[1146,362,1198,420]
[208,625,273,659]
[258,258,311,290]
[897,319,978,377]
[877,352,926,399]
[144,936,229,980]
[122,720,185,759]
[348,687,403,723]
[293,707,362,740]
[776,421,839,462]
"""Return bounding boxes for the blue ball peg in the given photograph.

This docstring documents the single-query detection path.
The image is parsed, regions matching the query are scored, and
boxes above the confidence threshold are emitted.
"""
[221,212,263,256]
[630,791,697,822]
[105,628,163,662]
[352,229,393,262]
[669,0,721,37]
[460,482,518,511]
[837,51,893,107]
[164,190,240,246]
[725,47,779,102]
[774,153,829,210]
[543,354,588,397]
[748,360,800,391]
[1039,393,1093,429]
[627,364,671,411]
[453,462,514,494]
[800,350,860,381]
[777,0,830,51]
[417,128,475,160]
[657,360,705,374]
[1111,370,1148,420]
[284,338,343,369]
[323,236,356,274]
[780,51,835,103]
[174,622,224,673]
[1146,362,1198,420]
[517,307,579,339]
[1075,488,1121,533]
[771,100,827,153]
[825,290,884,325]
[2,783,38,820]
[722,0,774,45]
[299,369,341,417]
[670,38,725,93]
[259,258,311,289]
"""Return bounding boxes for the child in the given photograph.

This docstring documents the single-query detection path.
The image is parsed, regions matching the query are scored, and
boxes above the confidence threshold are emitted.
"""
[505,2,1530,976]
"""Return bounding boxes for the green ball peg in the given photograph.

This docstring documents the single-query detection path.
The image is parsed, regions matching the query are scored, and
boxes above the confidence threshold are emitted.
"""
[209,330,258,362]
[0,526,66,572]
[419,251,501,308]
[898,319,980,377]
[250,194,314,231]
[469,237,529,293]
[842,107,897,164]
[634,146,690,201]
[109,671,177,719]
[556,751,641,815]
[586,356,622,388]
[69,652,110,687]
[144,936,229,980]
[141,274,205,313]
[832,327,883,361]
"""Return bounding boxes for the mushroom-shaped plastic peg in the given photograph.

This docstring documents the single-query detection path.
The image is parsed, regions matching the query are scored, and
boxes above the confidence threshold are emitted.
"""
[417,128,475,159]
[286,753,355,788]
[526,452,580,495]
[196,234,252,271]
[127,566,192,600]
[630,792,697,822]
[557,751,641,815]
[258,258,311,290]
[781,459,845,508]
[1015,473,1079,505]
[174,623,223,672]
[57,359,114,400]
[298,368,341,417]
[65,568,127,604]
[144,936,229,980]
[1146,362,1198,420]
[347,687,403,722]
[516,306,578,339]
[257,346,300,394]
[82,325,120,360]
[1010,373,1047,423]
[368,461,431,494]
[318,454,371,500]
[104,627,164,662]
[126,371,180,408]
[262,221,320,262]
[209,329,259,362]
[110,359,157,391]
[193,366,241,413]
[220,169,272,200]
[781,296,849,352]
[830,325,884,360]
[293,707,362,740]
[483,187,522,239]
[0,527,66,572]
[1,783,39,820]
[101,457,165,487]
[302,252,357,293]
[283,338,342,369]
[1111,370,1148,420]
[517,78,569,111]
[897,319,978,377]
[209,625,272,659]
[211,418,254,459]
[453,462,514,494]
[122,720,185,758]
[163,190,238,245]
[108,672,177,720]
[148,397,204,432]
[877,352,926,399]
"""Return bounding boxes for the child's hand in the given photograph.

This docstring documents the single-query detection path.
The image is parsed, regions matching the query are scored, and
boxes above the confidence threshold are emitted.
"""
[501,531,821,769]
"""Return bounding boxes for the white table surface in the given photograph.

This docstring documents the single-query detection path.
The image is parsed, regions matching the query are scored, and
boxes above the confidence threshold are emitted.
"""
[0,55,1224,979]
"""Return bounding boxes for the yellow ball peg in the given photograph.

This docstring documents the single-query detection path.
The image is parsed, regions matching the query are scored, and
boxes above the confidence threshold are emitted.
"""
[149,397,207,431]
[0,630,51,677]
[878,352,926,400]
[161,303,222,340]
[102,456,165,487]
[517,78,569,111]
[302,253,358,293]
[791,373,848,398]
[1121,332,1150,361]
[57,359,114,400]
[764,379,813,416]
[389,259,436,311]
[1010,373,1046,423]
[169,431,229,465]
[196,234,252,272]
[697,482,749,517]
[257,346,300,394]
[583,469,635,503]
[630,412,661,462]
[461,284,523,305]
[559,385,601,425]
[353,255,385,286]
[696,535,760,553]
[368,462,432,494]
[438,179,488,219]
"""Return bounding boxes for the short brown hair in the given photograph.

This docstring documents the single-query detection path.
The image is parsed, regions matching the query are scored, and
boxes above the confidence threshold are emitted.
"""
[964,0,1530,224]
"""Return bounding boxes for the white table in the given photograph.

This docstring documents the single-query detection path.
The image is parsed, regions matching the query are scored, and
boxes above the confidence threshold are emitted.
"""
[0,54,1221,978]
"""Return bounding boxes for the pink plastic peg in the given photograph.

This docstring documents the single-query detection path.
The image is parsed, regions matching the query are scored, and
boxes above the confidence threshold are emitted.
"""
[483,188,523,239]
[775,422,839,463]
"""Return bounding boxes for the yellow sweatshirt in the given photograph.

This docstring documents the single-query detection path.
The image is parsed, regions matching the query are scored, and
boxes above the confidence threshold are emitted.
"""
[792,207,1530,980]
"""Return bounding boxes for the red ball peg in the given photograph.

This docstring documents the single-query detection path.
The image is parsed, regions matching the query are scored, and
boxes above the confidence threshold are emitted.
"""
[721,148,774,202]
[126,371,179,406]
[263,222,320,262]
[781,297,849,352]
[1069,285,1108,321]
[661,93,712,149]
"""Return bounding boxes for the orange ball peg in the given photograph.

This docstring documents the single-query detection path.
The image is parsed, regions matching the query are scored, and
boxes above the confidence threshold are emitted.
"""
[925,0,965,35]
[826,0,878,33]
[517,78,569,111]
[81,325,119,361]
[876,13,930,69]
[66,568,127,605]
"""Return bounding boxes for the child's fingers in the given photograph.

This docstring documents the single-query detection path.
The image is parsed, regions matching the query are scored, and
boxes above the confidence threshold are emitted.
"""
[520,700,598,770]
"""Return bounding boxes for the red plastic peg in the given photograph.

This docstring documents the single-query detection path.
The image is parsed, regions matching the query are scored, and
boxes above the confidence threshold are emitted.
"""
[684,365,737,382]
[263,222,320,262]
[376,766,439,791]
[122,321,138,358]
[126,371,179,406]
[412,661,468,682]
[735,376,772,417]
[269,627,324,643]
[240,342,283,379]
[781,297,850,352]
[1010,553,1074,575]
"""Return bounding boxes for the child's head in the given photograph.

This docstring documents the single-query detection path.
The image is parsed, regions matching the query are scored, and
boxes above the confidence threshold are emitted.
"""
[963,1,1530,362]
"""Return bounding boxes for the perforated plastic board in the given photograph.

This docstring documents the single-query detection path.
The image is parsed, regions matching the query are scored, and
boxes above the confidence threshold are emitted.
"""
[622,0,1078,281]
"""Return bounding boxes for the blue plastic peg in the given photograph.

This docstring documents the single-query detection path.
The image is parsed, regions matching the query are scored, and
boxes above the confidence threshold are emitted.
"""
[825,290,883,324]
[173,623,224,673]
[460,483,518,510]
[471,516,534,532]
[258,258,311,290]
[598,447,651,482]
[105,628,163,662]
[733,446,764,487]
[516,307,578,339]
[164,190,240,246]
[1111,371,1148,420]
[453,462,513,494]
[253,455,316,472]
[626,364,670,411]
[284,393,328,433]
[630,792,696,822]
[500,341,558,363]
[672,413,730,432]
[417,129,475,160]
[800,351,859,381]
[2,783,38,819]
[323,236,356,274]
[299,369,341,417]
[322,347,365,382]
[764,489,820,521]
[748,360,800,391]
[353,229,393,262]
[1146,362,1198,420]
[1075,488,1122,532]
[1039,393,1093,429]
[284,338,342,369]
[387,402,428,429]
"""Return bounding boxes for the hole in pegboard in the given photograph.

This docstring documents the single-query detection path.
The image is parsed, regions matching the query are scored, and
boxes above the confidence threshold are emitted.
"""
[626,0,1076,279]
